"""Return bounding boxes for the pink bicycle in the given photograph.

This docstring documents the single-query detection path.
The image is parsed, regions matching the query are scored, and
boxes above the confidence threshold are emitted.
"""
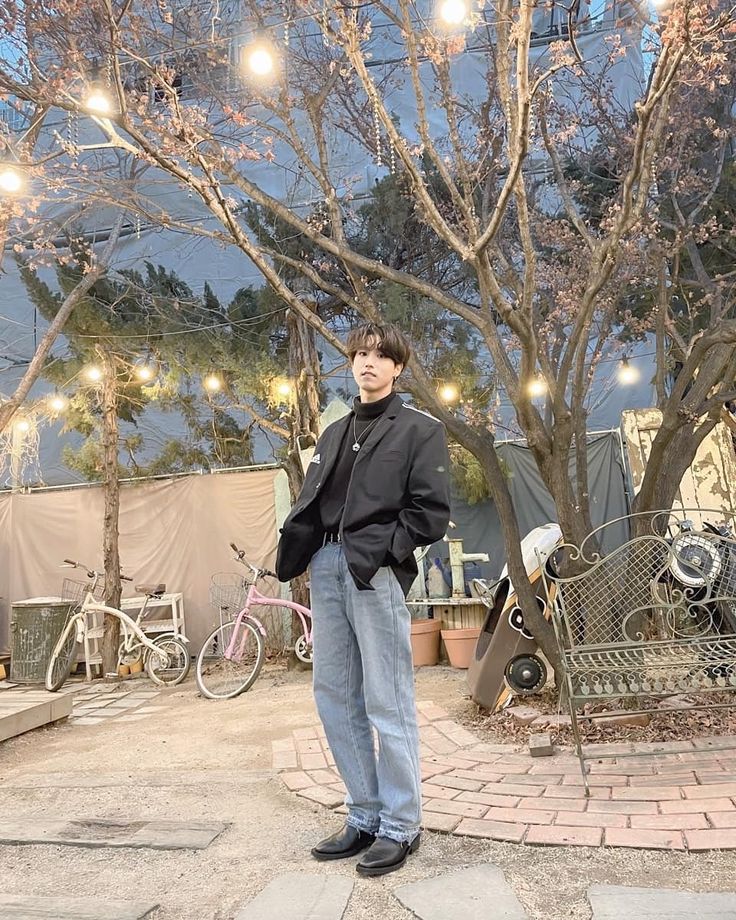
[195,542,313,699]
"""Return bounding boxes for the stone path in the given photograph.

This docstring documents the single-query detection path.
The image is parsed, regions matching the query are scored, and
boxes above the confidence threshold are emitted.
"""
[232,868,736,920]
[0,894,158,919]
[0,817,228,850]
[0,678,165,730]
[233,873,353,920]
[395,865,528,920]
[273,700,736,850]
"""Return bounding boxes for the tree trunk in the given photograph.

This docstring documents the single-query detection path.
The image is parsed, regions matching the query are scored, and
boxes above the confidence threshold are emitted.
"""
[443,418,563,679]
[284,308,321,663]
[99,347,122,676]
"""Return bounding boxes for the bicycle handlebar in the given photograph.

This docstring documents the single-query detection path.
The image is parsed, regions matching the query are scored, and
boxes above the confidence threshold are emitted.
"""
[229,542,277,582]
[61,560,134,582]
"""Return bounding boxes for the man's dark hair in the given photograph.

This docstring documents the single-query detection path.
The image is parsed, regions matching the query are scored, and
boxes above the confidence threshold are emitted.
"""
[346,322,411,369]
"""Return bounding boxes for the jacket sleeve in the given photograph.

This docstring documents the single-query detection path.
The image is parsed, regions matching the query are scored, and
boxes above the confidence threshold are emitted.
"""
[389,423,451,563]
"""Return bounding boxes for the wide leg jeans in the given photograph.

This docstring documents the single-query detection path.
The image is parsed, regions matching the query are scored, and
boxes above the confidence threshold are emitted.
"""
[309,543,421,843]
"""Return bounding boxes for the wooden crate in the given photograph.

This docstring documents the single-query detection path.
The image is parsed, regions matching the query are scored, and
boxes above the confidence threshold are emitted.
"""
[431,599,488,631]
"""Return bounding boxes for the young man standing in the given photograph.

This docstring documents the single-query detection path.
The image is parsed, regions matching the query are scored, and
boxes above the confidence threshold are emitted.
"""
[276,321,451,877]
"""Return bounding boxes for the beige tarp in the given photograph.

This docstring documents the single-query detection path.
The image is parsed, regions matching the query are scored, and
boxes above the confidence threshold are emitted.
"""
[0,468,284,655]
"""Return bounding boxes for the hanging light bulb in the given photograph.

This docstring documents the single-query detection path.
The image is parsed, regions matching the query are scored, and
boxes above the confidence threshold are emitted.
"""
[526,375,548,398]
[274,378,293,400]
[439,0,468,25]
[14,418,30,433]
[204,373,222,393]
[85,88,112,115]
[244,42,276,77]
[0,165,23,194]
[135,363,155,383]
[618,357,640,385]
[439,383,460,403]
[84,365,103,383]
[49,393,68,413]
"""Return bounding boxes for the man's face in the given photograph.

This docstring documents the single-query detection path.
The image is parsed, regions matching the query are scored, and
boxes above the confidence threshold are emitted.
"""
[351,339,402,401]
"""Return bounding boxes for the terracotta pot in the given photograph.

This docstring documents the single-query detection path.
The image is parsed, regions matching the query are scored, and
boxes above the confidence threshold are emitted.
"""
[410,618,441,667]
[441,627,482,669]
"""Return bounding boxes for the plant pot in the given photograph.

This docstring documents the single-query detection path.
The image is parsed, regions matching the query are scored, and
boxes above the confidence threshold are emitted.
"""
[410,618,441,667]
[441,627,482,669]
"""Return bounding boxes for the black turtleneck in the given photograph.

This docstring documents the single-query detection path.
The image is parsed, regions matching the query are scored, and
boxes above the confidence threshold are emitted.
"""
[319,391,394,534]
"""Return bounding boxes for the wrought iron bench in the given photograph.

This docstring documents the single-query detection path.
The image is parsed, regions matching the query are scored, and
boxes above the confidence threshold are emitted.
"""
[539,509,736,793]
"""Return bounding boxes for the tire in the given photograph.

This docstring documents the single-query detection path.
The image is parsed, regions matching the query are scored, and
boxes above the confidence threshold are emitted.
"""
[145,635,191,687]
[294,632,313,664]
[195,619,264,699]
[504,653,547,695]
[45,617,79,692]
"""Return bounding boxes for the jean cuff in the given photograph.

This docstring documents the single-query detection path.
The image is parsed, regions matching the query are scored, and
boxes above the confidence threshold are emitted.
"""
[378,823,420,844]
[347,814,380,835]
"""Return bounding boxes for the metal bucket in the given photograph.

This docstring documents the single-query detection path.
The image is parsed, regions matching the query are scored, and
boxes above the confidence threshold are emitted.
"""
[9,598,76,684]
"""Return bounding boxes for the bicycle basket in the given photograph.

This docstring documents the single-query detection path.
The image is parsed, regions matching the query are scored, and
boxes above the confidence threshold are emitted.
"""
[61,577,106,608]
[209,572,249,614]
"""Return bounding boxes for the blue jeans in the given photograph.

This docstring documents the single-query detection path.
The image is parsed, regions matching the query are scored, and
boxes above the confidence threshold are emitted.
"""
[309,543,421,843]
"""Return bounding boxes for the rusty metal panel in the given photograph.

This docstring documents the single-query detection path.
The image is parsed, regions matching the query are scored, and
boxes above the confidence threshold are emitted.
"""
[621,408,736,520]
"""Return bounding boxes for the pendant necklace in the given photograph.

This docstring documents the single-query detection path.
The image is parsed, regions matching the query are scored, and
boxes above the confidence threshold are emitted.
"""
[352,415,380,452]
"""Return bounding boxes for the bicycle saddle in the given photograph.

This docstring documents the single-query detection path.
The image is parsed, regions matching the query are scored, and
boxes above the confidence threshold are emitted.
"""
[136,583,167,597]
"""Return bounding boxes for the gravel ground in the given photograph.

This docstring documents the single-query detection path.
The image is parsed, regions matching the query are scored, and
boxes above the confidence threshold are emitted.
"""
[1,665,735,919]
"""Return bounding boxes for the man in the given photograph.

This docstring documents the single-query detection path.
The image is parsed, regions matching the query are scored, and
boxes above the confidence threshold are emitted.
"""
[276,321,451,877]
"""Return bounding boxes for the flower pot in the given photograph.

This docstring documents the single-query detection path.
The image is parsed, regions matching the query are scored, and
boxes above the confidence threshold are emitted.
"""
[441,627,482,669]
[410,618,441,667]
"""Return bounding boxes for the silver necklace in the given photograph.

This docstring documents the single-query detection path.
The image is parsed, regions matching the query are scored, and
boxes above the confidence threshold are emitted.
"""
[352,415,380,452]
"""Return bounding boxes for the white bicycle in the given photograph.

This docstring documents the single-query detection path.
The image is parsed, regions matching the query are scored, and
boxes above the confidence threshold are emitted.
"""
[45,560,190,691]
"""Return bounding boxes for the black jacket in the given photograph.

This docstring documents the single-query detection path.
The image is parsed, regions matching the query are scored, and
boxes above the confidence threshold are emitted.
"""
[276,393,451,596]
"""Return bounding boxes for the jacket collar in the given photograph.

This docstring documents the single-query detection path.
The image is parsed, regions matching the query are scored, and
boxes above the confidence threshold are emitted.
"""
[353,392,403,459]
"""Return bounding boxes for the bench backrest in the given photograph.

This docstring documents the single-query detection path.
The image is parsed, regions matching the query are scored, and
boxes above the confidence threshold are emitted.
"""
[539,530,736,651]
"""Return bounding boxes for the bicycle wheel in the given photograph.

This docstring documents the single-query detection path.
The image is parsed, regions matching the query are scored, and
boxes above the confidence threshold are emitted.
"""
[145,635,191,687]
[195,618,264,699]
[294,632,313,664]
[45,617,80,692]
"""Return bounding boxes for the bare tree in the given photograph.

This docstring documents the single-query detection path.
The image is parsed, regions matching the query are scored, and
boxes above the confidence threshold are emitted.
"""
[2,0,735,669]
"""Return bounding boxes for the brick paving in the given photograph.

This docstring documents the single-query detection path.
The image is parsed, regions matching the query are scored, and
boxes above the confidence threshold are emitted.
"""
[272,700,736,851]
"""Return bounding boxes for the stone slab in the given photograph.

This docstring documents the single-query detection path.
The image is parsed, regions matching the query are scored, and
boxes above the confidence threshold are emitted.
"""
[0,894,158,919]
[588,885,736,919]
[234,872,353,920]
[0,817,228,850]
[394,864,529,920]
[0,769,270,789]
[0,695,72,743]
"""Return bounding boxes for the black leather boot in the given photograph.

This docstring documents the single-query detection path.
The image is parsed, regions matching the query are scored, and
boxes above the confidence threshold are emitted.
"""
[311,823,376,861]
[356,834,421,877]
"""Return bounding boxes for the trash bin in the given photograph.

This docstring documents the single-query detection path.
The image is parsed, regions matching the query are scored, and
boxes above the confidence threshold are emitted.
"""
[9,598,76,684]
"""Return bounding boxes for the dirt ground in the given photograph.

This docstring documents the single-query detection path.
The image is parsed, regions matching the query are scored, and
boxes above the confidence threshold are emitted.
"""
[1,665,735,919]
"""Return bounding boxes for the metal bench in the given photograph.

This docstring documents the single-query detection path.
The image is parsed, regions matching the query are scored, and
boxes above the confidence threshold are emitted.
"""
[539,509,736,793]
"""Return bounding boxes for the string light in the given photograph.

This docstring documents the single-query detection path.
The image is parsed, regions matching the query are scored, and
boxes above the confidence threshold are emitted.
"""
[243,42,276,77]
[0,165,23,194]
[274,378,294,400]
[85,88,112,115]
[134,363,155,382]
[439,383,459,403]
[14,418,30,434]
[49,394,68,413]
[439,0,468,25]
[617,357,640,385]
[84,365,103,383]
[526,375,547,398]
[203,373,222,393]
